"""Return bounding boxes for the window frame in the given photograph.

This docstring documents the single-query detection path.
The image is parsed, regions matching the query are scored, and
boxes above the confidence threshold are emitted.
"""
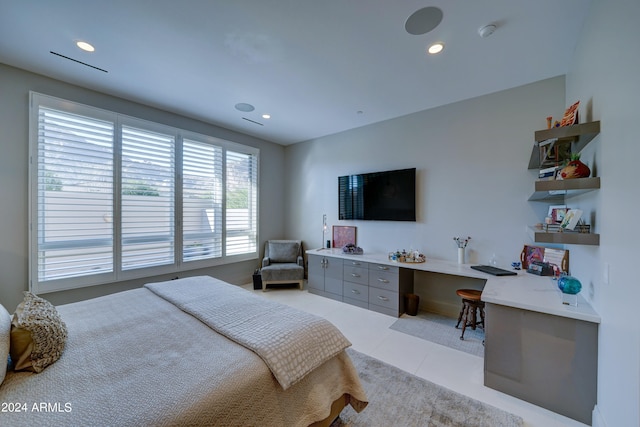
[29,92,259,294]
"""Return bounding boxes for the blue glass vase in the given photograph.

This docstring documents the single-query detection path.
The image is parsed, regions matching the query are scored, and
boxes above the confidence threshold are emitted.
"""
[557,275,582,295]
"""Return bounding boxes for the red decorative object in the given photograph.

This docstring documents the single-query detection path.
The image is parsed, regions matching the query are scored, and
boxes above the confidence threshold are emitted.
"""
[560,154,590,179]
[560,101,580,126]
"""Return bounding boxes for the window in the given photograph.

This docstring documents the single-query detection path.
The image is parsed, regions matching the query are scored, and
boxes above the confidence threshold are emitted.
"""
[121,124,175,270]
[29,93,259,294]
[226,150,258,255]
[182,139,222,261]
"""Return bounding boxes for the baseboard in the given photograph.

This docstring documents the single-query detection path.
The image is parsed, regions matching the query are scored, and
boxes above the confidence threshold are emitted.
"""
[592,405,607,427]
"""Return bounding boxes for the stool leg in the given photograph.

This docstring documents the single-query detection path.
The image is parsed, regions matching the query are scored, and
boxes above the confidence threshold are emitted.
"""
[470,305,478,331]
[455,301,465,329]
[459,302,469,340]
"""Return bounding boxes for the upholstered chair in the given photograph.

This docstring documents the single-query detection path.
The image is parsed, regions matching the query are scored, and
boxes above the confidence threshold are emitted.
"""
[261,240,304,291]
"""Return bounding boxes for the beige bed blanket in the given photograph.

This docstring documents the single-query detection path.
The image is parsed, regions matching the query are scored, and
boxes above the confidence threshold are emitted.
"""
[0,279,367,426]
[145,276,351,390]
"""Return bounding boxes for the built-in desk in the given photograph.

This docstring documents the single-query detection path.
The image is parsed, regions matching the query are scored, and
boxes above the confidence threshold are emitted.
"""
[305,248,600,425]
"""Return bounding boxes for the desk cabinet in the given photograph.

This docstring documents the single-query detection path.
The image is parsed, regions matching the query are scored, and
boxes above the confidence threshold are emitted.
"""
[308,255,414,317]
[368,263,413,317]
[307,254,343,301]
[484,303,598,425]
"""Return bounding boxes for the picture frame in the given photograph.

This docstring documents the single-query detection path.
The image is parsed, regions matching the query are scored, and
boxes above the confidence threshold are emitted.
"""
[332,226,356,248]
[521,245,569,273]
[548,205,568,223]
[560,209,583,230]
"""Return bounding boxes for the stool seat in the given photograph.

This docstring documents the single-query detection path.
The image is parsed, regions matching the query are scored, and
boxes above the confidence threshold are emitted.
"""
[455,289,485,340]
[456,289,482,301]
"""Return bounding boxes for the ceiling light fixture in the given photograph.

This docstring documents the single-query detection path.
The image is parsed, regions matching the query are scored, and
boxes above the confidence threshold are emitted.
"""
[76,41,95,52]
[262,114,271,119]
[428,42,444,54]
[478,24,497,38]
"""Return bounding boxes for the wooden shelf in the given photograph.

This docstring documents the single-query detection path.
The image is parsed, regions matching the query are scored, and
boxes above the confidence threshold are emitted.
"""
[528,121,601,169]
[529,229,600,246]
[526,120,601,246]
[528,177,600,202]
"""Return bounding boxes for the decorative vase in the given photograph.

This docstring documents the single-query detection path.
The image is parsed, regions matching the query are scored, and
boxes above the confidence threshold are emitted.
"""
[557,275,582,294]
[560,154,590,179]
[457,247,465,264]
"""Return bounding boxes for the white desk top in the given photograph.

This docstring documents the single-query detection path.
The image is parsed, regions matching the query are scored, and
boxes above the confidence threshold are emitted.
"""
[306,248,600,324]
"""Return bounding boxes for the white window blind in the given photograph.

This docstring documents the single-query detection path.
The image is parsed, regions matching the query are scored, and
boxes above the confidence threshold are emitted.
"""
[121,125,175,270]
[182,139,223,262]
[30,93,259,294]
[225,150,258,255]
[36,107,115,282]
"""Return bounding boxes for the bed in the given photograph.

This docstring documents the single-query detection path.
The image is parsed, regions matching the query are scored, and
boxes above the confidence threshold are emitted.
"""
[0,276,368,426]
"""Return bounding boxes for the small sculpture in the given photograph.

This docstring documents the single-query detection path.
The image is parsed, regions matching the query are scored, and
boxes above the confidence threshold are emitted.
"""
[560,153,590,179]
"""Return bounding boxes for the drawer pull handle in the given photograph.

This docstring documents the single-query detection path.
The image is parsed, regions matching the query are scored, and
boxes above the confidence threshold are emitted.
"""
[351,273,360,277]
[352,262,361,265]
[377,296,389,302]
[378,278,389,283]
[351,289,360,295]
[378,266,389,270]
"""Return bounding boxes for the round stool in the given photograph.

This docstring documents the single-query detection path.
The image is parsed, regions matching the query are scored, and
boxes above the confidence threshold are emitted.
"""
[455,289,485,340]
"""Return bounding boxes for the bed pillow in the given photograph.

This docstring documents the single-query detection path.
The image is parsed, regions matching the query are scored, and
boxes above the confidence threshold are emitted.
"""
[0,303,10,384]
[10,292,67,373]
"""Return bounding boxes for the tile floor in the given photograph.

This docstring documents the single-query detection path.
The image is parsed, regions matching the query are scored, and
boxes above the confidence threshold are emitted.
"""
[247,284,589,427]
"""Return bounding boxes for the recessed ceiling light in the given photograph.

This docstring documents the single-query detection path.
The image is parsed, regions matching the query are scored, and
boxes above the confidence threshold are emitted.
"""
[76,41,95,52]
[428,42,444,54]
[262,114,271,119]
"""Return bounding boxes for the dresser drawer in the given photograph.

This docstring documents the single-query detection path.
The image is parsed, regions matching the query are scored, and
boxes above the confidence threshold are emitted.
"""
[368,263,398,274]
[369,287,399,313]
[344,259,367,268]
[369,269,399,291]
[343,265,369,285]
[343,281,369,303]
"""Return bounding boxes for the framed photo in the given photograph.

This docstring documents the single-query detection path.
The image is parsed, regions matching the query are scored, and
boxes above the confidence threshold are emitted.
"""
[332,226,356,248]
[560,209,583,230]
[548,205,567,223]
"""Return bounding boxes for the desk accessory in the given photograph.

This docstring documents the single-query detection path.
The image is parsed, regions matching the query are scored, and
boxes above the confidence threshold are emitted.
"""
[527,261,554,276]
[470,265,517,276]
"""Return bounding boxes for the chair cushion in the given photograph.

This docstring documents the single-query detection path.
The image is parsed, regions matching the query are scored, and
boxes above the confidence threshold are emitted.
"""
[261,264,304,282]
[268,241,300,263]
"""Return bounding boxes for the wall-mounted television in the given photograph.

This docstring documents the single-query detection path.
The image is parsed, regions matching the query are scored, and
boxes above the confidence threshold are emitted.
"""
[338,168,416,221]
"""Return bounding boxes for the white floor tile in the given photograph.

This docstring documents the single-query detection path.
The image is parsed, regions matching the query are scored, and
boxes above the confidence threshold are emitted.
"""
[248,285,589,427]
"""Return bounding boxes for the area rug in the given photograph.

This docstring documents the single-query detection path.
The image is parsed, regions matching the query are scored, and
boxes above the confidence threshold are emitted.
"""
[390,311,484,358]
[333,348,523,427]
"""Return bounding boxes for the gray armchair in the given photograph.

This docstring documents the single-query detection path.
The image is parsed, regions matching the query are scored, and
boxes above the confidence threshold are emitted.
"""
[261,240,304,291]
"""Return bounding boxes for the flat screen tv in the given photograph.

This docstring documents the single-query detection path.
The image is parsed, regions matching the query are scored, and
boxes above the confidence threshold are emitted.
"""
[338,168,416,221]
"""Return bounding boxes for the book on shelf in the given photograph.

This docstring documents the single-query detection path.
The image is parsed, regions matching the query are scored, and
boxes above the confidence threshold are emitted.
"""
[538,165,559,180]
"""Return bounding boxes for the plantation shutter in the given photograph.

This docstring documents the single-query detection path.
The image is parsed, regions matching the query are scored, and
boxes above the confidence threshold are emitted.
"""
[182,139,223,262]
[225,150,258,255]
[121,125,175,270]
[36,107,115,282]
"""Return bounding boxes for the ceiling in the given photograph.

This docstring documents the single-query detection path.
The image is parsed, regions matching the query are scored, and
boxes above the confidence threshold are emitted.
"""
[0,1,591,145]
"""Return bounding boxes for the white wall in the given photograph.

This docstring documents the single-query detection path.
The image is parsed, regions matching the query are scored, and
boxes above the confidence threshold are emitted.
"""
[0,63,286,309]
[566,1,640,426]
[285,76,566,313]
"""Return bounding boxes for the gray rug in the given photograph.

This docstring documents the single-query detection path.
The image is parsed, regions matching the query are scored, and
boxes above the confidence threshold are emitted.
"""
[333,348,523,427]
[390,311,485,358]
